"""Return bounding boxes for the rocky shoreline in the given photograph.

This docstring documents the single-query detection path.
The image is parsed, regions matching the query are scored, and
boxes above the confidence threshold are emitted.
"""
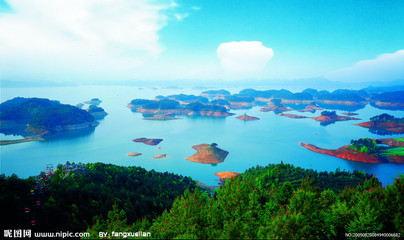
[26,121,99,135]
[300,142,383,163]
[301,141,404,164]
[355,121,404,133]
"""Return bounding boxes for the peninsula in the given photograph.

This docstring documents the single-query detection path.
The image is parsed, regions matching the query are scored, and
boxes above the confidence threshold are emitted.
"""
[278,113,308,119]
[301,137,404,164]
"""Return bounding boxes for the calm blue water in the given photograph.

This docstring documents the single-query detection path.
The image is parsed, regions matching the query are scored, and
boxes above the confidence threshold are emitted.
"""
[1,86,403,186]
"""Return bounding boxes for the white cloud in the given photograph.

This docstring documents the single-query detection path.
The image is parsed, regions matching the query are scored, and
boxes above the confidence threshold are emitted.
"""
[191,6,201,11]
[0,0,177,81]
[217,41,274,75]
[175,13,188,21]
[326,50,404,82]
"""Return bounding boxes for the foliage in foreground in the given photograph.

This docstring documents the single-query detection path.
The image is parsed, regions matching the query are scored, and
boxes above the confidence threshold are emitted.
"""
[2,162,402,239]
[86,163,403,239]
[0,163,196,232]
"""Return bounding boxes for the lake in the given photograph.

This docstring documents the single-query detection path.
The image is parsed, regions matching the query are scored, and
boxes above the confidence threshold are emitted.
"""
[1,85,403,186]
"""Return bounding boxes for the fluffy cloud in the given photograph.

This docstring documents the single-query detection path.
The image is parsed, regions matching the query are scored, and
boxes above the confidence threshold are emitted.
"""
[0,0,176,81]
[326,50,404,82]
[217,41,274,74]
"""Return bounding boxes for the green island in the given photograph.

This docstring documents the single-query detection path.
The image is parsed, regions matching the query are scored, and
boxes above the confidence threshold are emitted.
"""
[0,97,98,138]
[2,162,402,239]
[86,105,108,118]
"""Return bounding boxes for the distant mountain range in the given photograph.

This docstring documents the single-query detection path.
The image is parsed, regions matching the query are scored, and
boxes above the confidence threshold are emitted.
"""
[1,78,404,90]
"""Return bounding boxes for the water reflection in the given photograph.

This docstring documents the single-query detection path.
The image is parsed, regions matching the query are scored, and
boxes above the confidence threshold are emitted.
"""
[368,128,396,136]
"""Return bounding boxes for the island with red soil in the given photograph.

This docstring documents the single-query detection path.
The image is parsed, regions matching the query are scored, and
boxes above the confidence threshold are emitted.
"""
[278,113,308,119]
[186,143,229,164]
[260,99,291,113]
[236,113,260,120]
[127,152,142,157]
[312,110,360,125]
[133,138,163,146]
[341,112,359,116]
[297,104,324,113]
[355,113,404,134]
[301,137,404,164]
[214,171,240,185]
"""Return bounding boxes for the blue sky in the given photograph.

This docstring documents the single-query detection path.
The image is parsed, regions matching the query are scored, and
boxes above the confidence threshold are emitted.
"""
[0,0,403,83]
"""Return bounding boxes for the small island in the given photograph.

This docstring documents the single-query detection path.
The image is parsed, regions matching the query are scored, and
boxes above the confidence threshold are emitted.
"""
[260,99,291,113]
[301,137,404,164]
[186,143,229,164]
[278,113,308,119]
[133,138,163,146]
[127,152,142,157]
[341,112,359,116]
[200,89,231,98]
[214,171,240,185]
[84,98,102,105]
[312,110,360,125]
[236,113,260,120]
[86,105,108,118]
[296,104,323,113]
[355,113,404,134]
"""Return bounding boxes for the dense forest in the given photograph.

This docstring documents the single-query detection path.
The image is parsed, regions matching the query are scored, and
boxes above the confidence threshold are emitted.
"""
[349,138,383,155]
[370,113,404,124]
[0,163,196,232]
[0,97,95,130]
[1,162,402,239]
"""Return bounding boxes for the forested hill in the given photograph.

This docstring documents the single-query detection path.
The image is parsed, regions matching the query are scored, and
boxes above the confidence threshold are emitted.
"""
[147,164,402,239]
[0,163,196,231]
